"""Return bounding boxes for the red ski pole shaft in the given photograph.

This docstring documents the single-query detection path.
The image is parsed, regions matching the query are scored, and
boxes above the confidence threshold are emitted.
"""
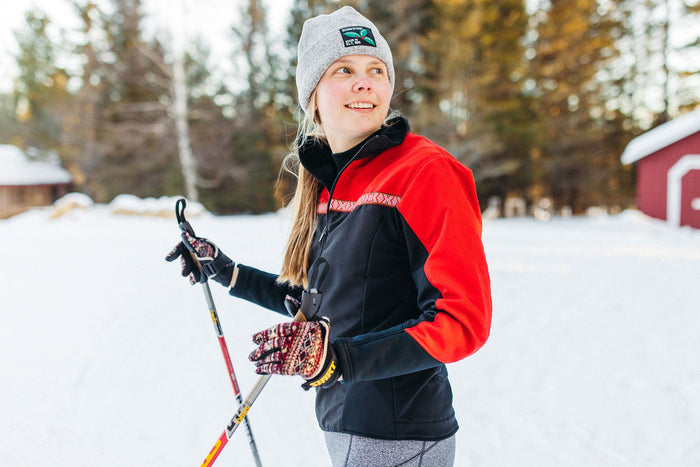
[202,281,241,393]
[200,310,306,467]
[201,281,262,467]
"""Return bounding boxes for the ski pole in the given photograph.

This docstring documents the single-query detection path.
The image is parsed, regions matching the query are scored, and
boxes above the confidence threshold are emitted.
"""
[200,281,263,467]
[174,198,263,467]
[201,300,306,467]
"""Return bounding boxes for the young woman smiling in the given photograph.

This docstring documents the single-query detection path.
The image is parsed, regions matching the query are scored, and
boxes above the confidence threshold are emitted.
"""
[167,6,492,466]
[314,55,392,153]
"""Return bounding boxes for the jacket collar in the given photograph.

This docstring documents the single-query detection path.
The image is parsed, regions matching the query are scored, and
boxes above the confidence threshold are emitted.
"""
[299,116,409,190]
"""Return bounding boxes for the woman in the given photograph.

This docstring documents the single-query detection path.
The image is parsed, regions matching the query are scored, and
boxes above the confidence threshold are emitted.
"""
[167,6,492,466]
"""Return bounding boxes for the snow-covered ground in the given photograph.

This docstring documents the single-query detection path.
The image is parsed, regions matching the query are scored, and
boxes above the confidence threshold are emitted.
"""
[1,196,699,466]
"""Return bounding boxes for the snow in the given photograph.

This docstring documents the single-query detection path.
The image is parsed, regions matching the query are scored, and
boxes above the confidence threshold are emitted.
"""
[1,195,699,466]
[621,109,700,165]
[0,144,72,186]
[109,194,207,218]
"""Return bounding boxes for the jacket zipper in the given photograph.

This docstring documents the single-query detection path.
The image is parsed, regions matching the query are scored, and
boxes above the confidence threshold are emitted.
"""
[318,135,380,249]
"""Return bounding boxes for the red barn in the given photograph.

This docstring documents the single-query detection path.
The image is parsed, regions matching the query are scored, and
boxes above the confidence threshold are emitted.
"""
[621,110,700,229]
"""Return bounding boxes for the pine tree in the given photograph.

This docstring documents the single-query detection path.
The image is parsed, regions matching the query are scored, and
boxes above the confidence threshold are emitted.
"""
[458,0,534,201]
[196,0,287,213]
[77,0,177,202]
[412,0,535,205]
[12,9,71,151]
[0,93,20,146]
[61,1,104,194]
[621,0,700,125]
[530,0,629,212]
[177,39,237,206]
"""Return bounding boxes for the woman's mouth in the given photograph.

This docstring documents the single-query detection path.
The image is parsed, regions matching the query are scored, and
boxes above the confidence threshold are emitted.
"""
[346,102,375,109]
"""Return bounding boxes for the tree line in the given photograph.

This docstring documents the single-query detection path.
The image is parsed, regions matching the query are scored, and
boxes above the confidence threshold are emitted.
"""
[1,0,698,214]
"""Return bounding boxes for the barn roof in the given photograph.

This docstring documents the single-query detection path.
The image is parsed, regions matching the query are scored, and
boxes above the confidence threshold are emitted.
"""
[0,144,72,186]
[621,109,700,165]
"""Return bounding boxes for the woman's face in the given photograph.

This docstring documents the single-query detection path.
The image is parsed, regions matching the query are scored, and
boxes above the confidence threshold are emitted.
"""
[314,54,392,153]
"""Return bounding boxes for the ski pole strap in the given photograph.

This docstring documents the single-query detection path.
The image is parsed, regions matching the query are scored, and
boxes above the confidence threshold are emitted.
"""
[298,257,328,321]
[300,289,322,321]
[199,254,234,278]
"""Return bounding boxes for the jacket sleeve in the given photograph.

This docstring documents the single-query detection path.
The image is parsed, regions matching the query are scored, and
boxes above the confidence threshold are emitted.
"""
[333,155,492,383]
[229,264,302,316]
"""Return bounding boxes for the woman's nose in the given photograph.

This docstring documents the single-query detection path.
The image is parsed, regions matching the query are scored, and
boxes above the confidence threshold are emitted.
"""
[352,76,372,92]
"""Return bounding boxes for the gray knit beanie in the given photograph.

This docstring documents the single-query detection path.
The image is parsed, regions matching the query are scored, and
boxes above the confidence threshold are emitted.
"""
[296,6,394,114]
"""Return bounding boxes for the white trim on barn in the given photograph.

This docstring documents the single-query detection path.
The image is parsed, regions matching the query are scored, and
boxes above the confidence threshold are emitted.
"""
[621,110,700,165]
[667,154,700,227]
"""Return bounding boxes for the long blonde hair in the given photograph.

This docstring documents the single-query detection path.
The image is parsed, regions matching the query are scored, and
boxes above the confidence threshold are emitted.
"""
[277,92,400,288]
[278,93,324,288]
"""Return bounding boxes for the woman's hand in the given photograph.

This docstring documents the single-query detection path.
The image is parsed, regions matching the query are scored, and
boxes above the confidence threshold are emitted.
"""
[249,318,341,390]
[165,232,235,287]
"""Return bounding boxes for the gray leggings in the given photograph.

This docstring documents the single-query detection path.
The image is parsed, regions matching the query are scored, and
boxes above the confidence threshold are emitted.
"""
[324,431,456,467]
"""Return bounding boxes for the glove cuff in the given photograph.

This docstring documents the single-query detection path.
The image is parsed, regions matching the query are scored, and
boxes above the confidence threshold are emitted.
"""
[202,256,235,287]
[302,319,341,391]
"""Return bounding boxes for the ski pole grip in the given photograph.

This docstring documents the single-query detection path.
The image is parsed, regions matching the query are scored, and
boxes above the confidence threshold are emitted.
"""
[175,198,196,237]
[283,295,301,318]
[283,295,308,322]
[292,310,307,323]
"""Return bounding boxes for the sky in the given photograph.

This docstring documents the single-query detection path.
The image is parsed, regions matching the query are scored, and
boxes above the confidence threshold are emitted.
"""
[0,0,294,93]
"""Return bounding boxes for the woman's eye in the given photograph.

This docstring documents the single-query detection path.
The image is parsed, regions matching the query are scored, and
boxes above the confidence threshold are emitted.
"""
[336,66,351,74]
[370,67,385,75]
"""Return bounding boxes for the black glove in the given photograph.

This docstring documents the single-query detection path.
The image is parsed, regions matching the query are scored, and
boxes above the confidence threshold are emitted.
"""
[165,232,235,287]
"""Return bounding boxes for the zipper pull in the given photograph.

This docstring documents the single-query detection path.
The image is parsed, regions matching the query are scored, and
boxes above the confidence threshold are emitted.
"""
[319,226,328,243]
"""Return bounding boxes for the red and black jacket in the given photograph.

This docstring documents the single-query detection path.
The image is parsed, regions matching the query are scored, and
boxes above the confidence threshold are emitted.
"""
[231,117,492,440]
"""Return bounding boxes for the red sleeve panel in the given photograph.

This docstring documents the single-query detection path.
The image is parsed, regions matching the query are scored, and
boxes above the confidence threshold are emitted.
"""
[398,154,492,363]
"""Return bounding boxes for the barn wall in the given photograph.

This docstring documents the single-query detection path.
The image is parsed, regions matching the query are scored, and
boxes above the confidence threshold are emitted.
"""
[0,184,70,219]
[636,132,700,221]
[681,169,700,229]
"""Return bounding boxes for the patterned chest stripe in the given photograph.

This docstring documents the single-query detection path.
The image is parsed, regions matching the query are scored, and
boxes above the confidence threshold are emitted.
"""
[317,192,402,214]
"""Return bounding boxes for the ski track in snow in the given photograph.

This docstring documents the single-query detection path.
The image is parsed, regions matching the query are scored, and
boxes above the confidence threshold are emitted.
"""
[1,203,699,466]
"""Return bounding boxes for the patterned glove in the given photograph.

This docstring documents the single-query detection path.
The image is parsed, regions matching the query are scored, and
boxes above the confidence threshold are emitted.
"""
[249,318,341,390]
[165,232,235,287]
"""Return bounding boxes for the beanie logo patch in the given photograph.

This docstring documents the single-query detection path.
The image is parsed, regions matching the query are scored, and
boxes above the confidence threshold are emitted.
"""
[340,26,377,47]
